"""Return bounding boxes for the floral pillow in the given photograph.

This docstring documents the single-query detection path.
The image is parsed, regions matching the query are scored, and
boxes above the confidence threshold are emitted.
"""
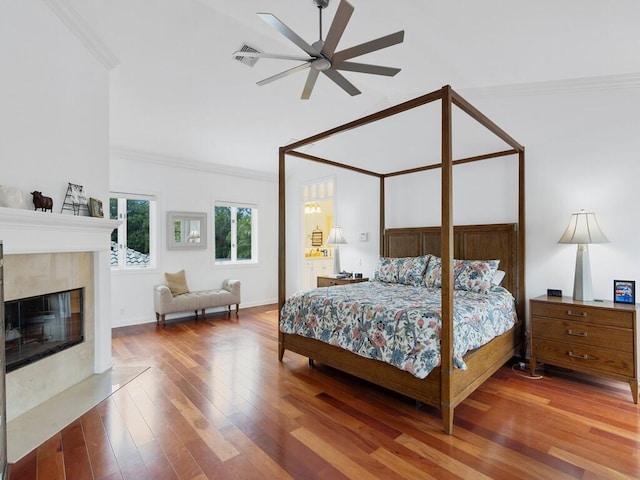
[453,259,500,294]
[422,256,500,294]
[374,256,430,286]
[374,257,399,283]
[397,255,430,286]
[423,255,442,288]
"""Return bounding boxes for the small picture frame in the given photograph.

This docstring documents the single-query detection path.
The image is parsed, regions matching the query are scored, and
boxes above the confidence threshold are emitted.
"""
[89,197,104,218]
[613,280,635,304]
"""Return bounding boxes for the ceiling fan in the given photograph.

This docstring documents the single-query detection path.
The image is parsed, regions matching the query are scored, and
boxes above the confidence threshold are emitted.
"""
[233,0,404,99]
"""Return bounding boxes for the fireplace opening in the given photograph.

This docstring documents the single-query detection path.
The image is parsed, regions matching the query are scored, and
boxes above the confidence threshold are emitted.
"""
[5,288,84,372]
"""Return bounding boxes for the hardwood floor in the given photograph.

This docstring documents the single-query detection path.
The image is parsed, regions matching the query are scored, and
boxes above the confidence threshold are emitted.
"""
[9,304,640,479]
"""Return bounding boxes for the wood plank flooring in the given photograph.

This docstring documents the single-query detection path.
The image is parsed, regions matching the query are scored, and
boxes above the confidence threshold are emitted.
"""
[9,304,640,479]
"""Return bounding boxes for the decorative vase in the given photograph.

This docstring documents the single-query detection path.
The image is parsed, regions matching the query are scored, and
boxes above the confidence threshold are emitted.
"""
[0,186,25,208]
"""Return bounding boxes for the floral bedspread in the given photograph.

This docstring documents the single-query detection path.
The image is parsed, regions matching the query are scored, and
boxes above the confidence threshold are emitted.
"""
[279,281,517,379]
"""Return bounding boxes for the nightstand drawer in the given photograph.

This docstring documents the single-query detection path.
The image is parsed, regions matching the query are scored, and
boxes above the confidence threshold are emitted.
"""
[532,338,634,377]
[531,317,633,353]
[317,276,369,287]
[317,277,341,287]
[531,301,633,328]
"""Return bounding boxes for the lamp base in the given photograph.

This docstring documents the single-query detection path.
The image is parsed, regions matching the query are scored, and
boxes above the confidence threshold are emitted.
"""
[573,243,593,301]
[333,246,341,274]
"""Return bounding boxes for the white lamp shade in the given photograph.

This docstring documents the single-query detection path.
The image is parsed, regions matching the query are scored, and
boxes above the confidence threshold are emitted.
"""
[558,210,608,244]
[326,226,347,245]
[558,209,607,301]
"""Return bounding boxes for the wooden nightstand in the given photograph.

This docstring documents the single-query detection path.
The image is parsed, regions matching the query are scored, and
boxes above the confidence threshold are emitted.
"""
[317,275,369,287]
[529,295,639,403]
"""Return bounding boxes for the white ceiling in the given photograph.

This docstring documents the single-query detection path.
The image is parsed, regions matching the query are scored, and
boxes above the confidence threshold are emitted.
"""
[66,0,640,173]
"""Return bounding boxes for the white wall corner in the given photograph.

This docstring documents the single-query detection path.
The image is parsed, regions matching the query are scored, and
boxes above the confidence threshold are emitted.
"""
[41,0,120,70]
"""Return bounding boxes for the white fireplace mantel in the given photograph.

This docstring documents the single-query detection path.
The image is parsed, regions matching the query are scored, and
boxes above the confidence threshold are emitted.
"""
[0,206,120,254]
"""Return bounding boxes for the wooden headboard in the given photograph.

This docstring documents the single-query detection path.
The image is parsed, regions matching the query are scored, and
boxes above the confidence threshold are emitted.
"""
[384,223,518,297]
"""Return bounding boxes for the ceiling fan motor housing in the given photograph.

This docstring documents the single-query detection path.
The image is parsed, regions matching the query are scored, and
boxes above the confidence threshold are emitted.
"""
[311,57,331,70]
[314,0,330,9]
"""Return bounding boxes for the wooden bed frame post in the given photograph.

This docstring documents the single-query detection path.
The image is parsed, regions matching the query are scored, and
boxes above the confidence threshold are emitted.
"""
[380,176,385,253]
[278,147,286,361]
[440,85,455,434]
[518,148,526,357]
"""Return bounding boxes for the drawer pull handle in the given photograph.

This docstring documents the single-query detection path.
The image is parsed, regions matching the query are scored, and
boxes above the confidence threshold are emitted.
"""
[567,310,587,317]
[567,351,588,360]
[567,329,587,337]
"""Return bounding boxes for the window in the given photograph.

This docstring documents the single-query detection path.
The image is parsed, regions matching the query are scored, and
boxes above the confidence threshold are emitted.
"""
[214,202,257,264]
[110,193,156,268]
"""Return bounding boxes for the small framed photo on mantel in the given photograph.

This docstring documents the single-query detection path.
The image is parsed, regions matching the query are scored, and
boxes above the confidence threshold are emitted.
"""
[613,280,635,304]
[89,197,104,218]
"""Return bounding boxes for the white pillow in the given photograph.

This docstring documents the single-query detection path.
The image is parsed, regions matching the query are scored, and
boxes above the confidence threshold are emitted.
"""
[491,269,506,286]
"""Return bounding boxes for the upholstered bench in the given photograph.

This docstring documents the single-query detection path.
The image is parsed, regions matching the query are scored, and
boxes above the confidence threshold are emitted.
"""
[153,270,240,326]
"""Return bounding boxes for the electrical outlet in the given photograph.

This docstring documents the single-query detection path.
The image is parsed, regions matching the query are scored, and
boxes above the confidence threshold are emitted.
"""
[359,232,368,242]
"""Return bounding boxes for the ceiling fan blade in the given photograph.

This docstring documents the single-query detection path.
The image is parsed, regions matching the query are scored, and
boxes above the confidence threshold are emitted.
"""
[332,61,401,77]
[256,62,311,86]
[301,69,320,100]
[321,0,354,58]
[332,30,405,63]
[233,51,311,62]
[322,69,361,96]
[257,13,322,58]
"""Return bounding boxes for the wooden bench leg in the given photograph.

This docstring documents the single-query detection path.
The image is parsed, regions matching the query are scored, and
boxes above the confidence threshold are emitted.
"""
[161,314,166,327]
[155,312,160,325]
[235,303,239,316]
[201,308,206,320]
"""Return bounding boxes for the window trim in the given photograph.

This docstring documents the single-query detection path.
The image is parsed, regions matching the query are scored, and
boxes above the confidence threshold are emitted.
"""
[110,192,157,270]
[214,201,258,265]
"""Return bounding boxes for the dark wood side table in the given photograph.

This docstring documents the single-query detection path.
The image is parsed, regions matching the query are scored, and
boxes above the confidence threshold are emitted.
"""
[529,295,639,403]
[317,275,369,287]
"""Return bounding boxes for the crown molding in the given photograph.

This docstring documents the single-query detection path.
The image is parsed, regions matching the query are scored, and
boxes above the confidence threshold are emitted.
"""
[42,0,120,70]
[460,72,640,99]
[386,73,640,105]
[110,148,277,182]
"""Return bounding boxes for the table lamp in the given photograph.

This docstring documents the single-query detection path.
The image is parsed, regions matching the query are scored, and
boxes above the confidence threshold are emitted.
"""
[326,226,347,274]
[558,209,608,301]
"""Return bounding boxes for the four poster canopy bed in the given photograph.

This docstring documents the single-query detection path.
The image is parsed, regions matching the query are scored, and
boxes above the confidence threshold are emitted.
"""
[278,85,526,434]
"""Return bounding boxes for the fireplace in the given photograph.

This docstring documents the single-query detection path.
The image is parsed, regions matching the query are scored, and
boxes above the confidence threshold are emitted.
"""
[0,207,118,420]
[5,288,84,373]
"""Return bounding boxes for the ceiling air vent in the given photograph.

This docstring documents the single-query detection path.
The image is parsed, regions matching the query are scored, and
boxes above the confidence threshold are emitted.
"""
[234,44,260,67]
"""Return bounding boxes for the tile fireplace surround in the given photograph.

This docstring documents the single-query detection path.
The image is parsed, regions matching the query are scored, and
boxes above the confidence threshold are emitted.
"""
[0,207,119,420]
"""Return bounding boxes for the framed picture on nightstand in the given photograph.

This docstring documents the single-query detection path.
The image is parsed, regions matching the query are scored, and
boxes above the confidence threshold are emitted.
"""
[613,279,635,304]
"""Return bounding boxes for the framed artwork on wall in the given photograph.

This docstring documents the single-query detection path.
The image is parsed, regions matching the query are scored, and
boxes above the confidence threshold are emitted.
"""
[613,279,635,304]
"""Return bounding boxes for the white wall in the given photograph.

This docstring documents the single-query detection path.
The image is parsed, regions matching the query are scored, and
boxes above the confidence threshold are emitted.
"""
[476,87,640,307]
[110,153,278,327]
[0,1,110,208]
